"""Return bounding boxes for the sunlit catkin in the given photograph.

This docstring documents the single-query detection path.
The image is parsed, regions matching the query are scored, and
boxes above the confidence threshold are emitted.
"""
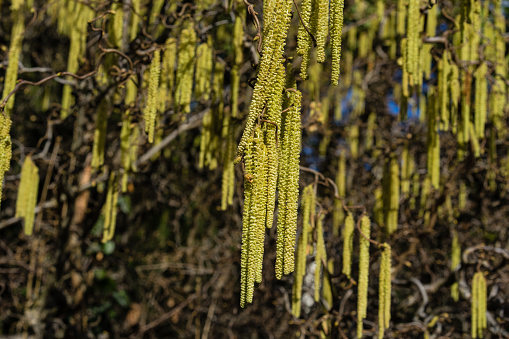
[406,0,420,78]
[195,42,213,101]
[0,116,12,211]
[129,0,140,41]
[15,156,39,236]
[330,0,344,85]
[276,89,302,278]
[342,212,354,278]
[315,0,329,63]
[383,154,399,234]
[2,10,24,115]
[297,0,312,79]
[471,271,487,338]
[145,49,161,143]
[176,23,196,113]
[357,215,371,338]
[378,243,392,338]
[474,63,487,140]
[102,172,119,243]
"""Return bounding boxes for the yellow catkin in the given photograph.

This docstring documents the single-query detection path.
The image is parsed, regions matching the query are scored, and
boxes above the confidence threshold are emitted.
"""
[61,2,93,119]
[396,0,406,36]
[292,184,314,317]
[253,129,268,284]
[238,0,294,307]
[323,259,334,310]
[175,23,196,113]
[2,10,24,115]
[195,42,213,101]
[357,215,371,338]
[471,271,487,338]
[342,212,354,278]
[102,172,119,243]
[162,38,177,108]
[145,49,161,143]
[378,243,392,338]
[0,116,12,210]
[231,10,244,118]
[438,53,450,131]
[221,119,235,210]
[240,127,269,306]
[401,143,410,197]
[314,214,325,301]
[15,156,39,236]
[276,89,302,278]
[406,0,420,79]
[110,1,124,48]
[297,0,312,79]
[474,63,487,139]
[423,5,437,79]
[129,0,140,41]
[330,0,344,85]
[315,0,329,63]
[469,122,481,158]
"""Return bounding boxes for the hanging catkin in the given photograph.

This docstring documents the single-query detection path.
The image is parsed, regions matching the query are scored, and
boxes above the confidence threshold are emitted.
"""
[297,0,312,79]
[474,63,487,139]
[378,243,392,338]
[240,127,269,307]
[276,88,302,278]
[471,271,487,338]
[315,0,329,63]
[145,49,161,143]
[195,42,213,101]
[0,116,12,211]
[102,172,119,243]
[342,212,354,278]
[175,23,196,113]
[2,9,24,115]
[15,156,39,236]
[292,184,315,317]
[330,0,344,85]
[357,215,371,338]
[406,0,420,80]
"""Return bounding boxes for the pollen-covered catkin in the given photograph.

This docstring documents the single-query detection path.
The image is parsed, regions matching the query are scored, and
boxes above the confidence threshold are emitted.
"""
[378,243,392,338]
[297,0,312,79]
[276,89,302,278]
[357,215,371,338]
[175,23,196,113]
[471,271,487,338]
[330,0,344,85]
[195,42,213,101]
[145,49,161,143]
[2,10,24,115]
[315,0,329,63]
[102,172,119,243]
[15,156,39,236]
[0,116,12,211]
[342,212,354,278]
